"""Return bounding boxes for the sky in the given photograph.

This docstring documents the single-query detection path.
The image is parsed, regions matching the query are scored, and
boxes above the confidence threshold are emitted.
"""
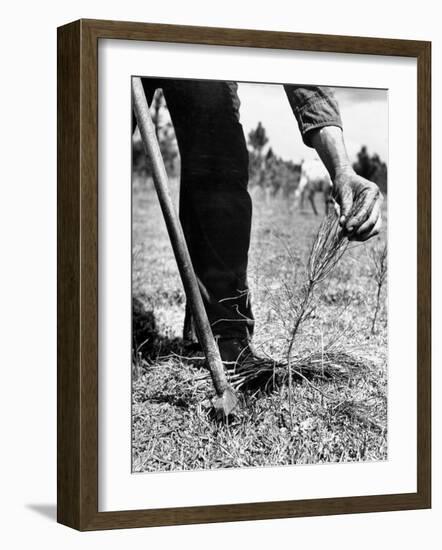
[144,80,388,167]
[237,82,388,165]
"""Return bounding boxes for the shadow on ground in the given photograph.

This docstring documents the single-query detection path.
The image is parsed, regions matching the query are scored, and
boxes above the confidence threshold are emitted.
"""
[132,296,186,359]
[26,504,57,522]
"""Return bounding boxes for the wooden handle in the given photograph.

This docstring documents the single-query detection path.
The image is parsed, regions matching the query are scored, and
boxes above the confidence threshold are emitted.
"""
[131,77,230,398]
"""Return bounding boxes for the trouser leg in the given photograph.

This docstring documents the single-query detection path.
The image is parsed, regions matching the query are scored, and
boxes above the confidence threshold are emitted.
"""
[156,79,254,340]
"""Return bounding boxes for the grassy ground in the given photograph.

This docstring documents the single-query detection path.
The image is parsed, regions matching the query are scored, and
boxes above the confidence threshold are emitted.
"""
[132,176,388,472]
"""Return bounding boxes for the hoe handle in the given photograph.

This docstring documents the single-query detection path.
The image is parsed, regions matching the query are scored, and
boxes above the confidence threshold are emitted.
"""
[132,77,237,414]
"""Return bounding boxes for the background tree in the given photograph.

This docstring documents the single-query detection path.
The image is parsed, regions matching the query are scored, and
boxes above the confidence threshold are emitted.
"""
[248,121,269,156]
[133,88,180,178]
[353,146,388,195]
[247,122,270,190]
[247,122,301,197]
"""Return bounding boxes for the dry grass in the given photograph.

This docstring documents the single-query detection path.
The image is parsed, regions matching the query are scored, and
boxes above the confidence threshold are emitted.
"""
[132,177,388,472]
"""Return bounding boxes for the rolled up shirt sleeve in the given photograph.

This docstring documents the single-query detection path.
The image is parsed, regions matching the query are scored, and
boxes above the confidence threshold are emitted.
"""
[283,85,343,147]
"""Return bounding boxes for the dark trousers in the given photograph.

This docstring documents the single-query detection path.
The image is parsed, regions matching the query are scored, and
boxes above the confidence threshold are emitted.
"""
[138,78,254,339]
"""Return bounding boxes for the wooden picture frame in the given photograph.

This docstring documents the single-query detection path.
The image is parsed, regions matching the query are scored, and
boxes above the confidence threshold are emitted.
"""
[57,18,431,530]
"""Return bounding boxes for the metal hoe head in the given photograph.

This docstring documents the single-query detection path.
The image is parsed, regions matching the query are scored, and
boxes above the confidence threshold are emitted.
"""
[212,387,240,421]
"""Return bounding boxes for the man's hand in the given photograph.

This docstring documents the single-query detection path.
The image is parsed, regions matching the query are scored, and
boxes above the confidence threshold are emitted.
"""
[333,168,383,242]
[308,126,383,242]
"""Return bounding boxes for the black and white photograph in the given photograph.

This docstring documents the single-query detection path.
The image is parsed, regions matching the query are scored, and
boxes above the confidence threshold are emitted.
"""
[131,77,388,473]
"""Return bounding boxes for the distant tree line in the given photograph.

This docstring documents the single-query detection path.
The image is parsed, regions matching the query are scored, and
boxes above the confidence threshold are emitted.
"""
[352,145,388,195]
[247,122,301,198]
[132,90,180,178]
[133,113,387,198]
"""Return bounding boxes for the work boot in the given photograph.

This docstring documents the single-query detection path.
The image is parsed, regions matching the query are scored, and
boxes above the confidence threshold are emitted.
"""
[217,337,278,392]
[217,337,257,366]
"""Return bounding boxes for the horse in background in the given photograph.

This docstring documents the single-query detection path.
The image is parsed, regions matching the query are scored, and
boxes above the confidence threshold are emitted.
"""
[294,159,333,216]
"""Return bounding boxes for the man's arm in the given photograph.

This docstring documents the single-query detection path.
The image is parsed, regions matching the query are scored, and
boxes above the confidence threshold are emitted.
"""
[284,85,383,241]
